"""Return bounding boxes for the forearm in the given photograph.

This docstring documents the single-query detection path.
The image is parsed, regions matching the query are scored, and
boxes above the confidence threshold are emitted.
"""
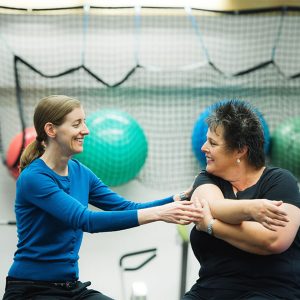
[197,202,299,255]
[211,219,277,255]
[138,207,160,225]
[192,186,253,224]
[193,186,287,226]
[208,198,254,224]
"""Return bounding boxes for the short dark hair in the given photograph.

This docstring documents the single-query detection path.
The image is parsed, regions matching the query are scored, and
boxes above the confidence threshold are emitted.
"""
[207,99,265,168]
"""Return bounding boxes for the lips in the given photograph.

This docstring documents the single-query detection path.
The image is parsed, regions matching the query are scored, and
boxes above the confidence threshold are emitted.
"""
[75,138,83,144]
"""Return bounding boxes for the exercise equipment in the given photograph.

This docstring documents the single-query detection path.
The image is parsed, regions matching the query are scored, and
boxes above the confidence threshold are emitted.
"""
[177,224,189,299]
[75,109,148,186]
[192,102,270,167]
[0,220,16,225]
[119,248,157,300]
[5,127,36,179]
[271,117,300,179]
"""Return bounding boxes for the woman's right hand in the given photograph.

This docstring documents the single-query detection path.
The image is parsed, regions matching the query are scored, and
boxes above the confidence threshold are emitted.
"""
[138,201,203,225]
[158,201,203,224]
[249,199,289,230]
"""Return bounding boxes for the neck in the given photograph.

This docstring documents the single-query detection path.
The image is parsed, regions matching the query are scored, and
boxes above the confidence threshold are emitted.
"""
[40,150,70,176]
[229,165,265,193]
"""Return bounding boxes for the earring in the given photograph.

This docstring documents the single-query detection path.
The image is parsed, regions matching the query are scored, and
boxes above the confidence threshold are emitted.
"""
[237,158,241,164]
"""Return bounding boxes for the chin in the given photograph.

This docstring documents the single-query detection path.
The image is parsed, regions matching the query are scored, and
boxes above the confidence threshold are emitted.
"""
[73,148,83,154]
[205,165,215,174]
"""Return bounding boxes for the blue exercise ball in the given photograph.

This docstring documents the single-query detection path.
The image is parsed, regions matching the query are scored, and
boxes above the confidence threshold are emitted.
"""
[192,101,270,167]
[192,105,215,167]
[75,109,148,186]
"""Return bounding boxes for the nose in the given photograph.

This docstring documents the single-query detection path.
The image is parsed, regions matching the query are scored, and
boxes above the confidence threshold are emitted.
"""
[81,123,90,135]
[201,140,208,153]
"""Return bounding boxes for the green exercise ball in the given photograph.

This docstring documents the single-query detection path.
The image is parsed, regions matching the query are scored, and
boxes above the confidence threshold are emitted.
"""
[271,117,300,179]
[75,109,148,186]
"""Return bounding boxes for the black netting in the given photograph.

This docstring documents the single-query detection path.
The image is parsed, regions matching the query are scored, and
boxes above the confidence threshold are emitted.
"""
[0,7,299,189]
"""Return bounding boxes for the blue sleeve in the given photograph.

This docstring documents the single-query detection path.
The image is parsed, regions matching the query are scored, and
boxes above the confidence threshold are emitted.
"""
[88,170,173,210]
[19,171,139,233]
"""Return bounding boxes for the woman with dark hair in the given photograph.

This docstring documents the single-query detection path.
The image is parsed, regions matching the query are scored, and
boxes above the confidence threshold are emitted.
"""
[3,95,203,300]
[183,100,300,300]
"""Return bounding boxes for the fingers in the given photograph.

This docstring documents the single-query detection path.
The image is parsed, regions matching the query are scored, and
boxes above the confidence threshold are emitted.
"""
[268,212,289,223]
[262,215,288,231]
[264,201,289,224]
[266,205,289,223]
[171,198,212,225]
[179,211,203,222]
[192,197,202,209]
[269,205,287,216]
[177,219,191,225]
[261,216,276,231]
[176,202,204,222]
[262,222,276,231]
[269,219,289,227]
[264,215,289,227]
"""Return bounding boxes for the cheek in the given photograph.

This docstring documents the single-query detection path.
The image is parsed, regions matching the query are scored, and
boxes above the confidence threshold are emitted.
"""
[213,150,229,163]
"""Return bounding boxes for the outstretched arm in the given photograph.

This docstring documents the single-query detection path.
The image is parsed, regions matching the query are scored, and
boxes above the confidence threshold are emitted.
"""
[138,200,203,225]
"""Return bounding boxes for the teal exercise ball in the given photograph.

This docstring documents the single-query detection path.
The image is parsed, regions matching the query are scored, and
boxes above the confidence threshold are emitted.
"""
[271,117,300,179]
[75,109,148,186]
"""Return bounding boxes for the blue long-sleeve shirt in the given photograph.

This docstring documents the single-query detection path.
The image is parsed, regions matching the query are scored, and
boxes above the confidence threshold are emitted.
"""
[8,158,173,281]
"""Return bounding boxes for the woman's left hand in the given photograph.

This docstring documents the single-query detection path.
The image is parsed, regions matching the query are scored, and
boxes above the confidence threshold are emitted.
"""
[249,199,289,231]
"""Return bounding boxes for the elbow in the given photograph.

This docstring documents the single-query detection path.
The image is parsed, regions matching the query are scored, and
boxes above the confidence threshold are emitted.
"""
[264,237,290,255]
[267,241,290,255]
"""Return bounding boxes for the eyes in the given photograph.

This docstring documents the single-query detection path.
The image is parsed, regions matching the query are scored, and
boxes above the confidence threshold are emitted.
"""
[72,120,86,128]
[207,138,217,147]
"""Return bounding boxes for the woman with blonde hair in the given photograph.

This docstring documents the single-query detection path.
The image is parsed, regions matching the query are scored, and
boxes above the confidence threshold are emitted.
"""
[3,95,202,300]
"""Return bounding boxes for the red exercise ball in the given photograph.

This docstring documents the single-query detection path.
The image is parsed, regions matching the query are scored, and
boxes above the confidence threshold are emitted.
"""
[6,127,37,179]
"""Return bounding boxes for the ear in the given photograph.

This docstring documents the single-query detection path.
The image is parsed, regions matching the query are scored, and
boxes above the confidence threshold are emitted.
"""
[44,122,56,139]
[237,145,248,159]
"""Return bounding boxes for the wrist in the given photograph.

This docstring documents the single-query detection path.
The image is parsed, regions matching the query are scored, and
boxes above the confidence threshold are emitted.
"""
[173,192,189,202]
[207,218,215,236]
[246,200,256,221]
[179,192,189,201]
[138,207,160,225]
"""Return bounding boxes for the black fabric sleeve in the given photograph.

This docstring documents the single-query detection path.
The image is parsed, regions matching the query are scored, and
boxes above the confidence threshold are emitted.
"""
[261,168,300,207]
[193,171,214,189]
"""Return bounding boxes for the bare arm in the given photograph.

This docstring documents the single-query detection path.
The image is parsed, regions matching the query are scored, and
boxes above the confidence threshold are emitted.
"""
[194,193,300,255]
[193,184,289,229]
[209,202,300,255]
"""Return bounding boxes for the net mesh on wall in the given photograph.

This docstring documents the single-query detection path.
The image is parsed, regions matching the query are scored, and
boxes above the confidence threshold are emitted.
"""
[0,6,299,189]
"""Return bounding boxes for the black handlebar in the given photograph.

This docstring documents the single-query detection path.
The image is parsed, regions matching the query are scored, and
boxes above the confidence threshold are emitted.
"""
[119,248,157,271]
[0,220,16,225]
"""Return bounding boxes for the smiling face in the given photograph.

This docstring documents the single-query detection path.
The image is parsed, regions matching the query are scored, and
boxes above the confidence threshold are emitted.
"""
[52,106,89,157]
[201,125,239,178]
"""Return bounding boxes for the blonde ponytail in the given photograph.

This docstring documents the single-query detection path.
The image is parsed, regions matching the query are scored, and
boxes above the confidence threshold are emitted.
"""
[19,139,45,172]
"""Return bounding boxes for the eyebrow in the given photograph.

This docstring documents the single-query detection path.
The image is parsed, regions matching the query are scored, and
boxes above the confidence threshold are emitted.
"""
[71,118,84,124]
